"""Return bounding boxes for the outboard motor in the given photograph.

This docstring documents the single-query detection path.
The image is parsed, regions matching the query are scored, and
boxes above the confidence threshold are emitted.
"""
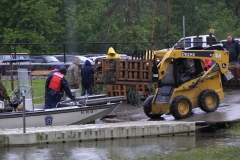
[9,89,23,111]
[10,97,23,111]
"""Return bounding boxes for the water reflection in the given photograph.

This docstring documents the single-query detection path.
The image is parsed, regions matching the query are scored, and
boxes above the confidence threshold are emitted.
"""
[0,133,240,160]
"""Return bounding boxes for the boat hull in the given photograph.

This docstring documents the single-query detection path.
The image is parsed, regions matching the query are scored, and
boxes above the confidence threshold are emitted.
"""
[0,103,119,129]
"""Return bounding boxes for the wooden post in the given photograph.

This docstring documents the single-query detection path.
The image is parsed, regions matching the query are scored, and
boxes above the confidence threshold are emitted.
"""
[209,29,215,47]
[10,62,14,91]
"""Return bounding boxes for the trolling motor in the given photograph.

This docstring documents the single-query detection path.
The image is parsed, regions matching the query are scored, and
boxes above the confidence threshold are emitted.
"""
[5,89,24,112]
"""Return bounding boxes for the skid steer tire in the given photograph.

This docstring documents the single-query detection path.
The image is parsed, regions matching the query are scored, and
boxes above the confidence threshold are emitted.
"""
[198,89,219,113]
[170,96,192,119]
[143,95,161,119]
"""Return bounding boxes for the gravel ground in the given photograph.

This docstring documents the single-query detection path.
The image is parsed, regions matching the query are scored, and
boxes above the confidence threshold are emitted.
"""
[102,88,240,124]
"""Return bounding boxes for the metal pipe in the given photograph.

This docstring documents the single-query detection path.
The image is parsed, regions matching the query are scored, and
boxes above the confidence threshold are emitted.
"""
[183,16,185,48]
[22,92,26,133]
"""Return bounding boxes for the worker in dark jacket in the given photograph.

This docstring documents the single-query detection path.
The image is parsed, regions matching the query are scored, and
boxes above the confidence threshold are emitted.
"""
[51,64,61,73]
[223,35,240,63]
[81,60,94,96]
[45,66,75,109]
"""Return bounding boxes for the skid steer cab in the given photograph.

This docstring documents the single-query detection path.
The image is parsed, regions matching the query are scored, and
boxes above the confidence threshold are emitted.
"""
[144,46,230,119]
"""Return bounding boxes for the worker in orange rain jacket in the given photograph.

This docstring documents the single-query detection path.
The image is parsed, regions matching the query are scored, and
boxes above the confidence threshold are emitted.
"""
[106,47,121,59]
[45,66,75,109]
[44,64,62,108]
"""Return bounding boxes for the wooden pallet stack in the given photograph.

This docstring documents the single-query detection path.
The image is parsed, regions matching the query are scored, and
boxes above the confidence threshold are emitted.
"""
[94,58,154,102]
[94,59,117,84]
[224,64,240,87]
[105,84,153,100]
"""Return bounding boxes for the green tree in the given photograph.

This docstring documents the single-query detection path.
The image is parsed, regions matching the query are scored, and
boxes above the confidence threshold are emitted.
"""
[0,0,62,53]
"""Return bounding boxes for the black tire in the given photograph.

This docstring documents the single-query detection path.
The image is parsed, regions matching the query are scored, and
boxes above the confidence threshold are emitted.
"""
[143,95,162,119]
[198,89,220,112]
[170,96,192,119]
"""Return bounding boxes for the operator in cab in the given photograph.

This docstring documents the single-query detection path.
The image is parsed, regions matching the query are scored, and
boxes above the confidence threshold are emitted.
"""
[45,66,75,109]
[106,47,120,59]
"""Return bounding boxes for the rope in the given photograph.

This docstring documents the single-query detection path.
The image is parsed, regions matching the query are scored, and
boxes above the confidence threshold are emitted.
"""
[32,96,44,100]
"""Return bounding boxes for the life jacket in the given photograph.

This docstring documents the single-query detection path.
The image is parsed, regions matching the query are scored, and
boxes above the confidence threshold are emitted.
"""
[49,72,64,91]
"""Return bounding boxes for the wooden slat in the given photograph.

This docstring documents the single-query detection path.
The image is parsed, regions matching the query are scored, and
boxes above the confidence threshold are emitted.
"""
[29,70,52,76]
[139,61,143,81]
[124,61,128,80]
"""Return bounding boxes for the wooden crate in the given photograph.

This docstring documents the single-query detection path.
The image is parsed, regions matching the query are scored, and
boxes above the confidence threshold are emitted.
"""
[94,59,116,84]
[105,84,154,102]
[94,59,117,84]
[116,60,152,82]
[224,78,240,87]
[94,58,153,85]
[224,64,240,87]
[105,85,127,97]
[135,84,152,99]
[235,64,240,78]
[94,72,116,84]
[95,59,116,73]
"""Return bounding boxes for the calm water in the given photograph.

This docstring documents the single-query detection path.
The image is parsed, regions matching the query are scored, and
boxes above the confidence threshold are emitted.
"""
[0,131,240,160]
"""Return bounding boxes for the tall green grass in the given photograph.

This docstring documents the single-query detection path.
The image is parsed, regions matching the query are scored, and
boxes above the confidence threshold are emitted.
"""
[133,123,240,160]
[135,146,240,160]
[4,79,47,104]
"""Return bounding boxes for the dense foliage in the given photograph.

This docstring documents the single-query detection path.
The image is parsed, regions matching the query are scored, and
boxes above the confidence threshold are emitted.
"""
[0,0,239,54]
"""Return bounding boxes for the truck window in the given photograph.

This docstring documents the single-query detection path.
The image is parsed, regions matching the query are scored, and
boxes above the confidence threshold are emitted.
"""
[184,38,191,47]
[193,37,203,47]
[207,37,217,45]
[175,38,191,48]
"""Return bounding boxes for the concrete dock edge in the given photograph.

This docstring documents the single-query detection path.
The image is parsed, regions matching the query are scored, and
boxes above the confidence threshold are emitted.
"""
[0,121,195,147]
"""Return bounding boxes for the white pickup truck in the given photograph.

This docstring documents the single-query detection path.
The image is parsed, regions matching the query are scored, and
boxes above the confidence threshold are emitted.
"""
[220,38,240,45]
[172,35,218,49]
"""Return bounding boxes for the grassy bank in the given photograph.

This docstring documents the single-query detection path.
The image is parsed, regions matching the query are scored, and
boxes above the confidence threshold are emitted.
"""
[4,79,47,104]
[134,123,240,160]
[135,146,240,160]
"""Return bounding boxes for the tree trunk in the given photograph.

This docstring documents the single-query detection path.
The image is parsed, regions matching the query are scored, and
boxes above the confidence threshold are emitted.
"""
[166,0,170,39]
[150,0,156,50]
[126,0,133,27]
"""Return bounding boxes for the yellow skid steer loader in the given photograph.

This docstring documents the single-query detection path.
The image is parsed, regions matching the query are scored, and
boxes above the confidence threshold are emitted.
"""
[142,46,230,119]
